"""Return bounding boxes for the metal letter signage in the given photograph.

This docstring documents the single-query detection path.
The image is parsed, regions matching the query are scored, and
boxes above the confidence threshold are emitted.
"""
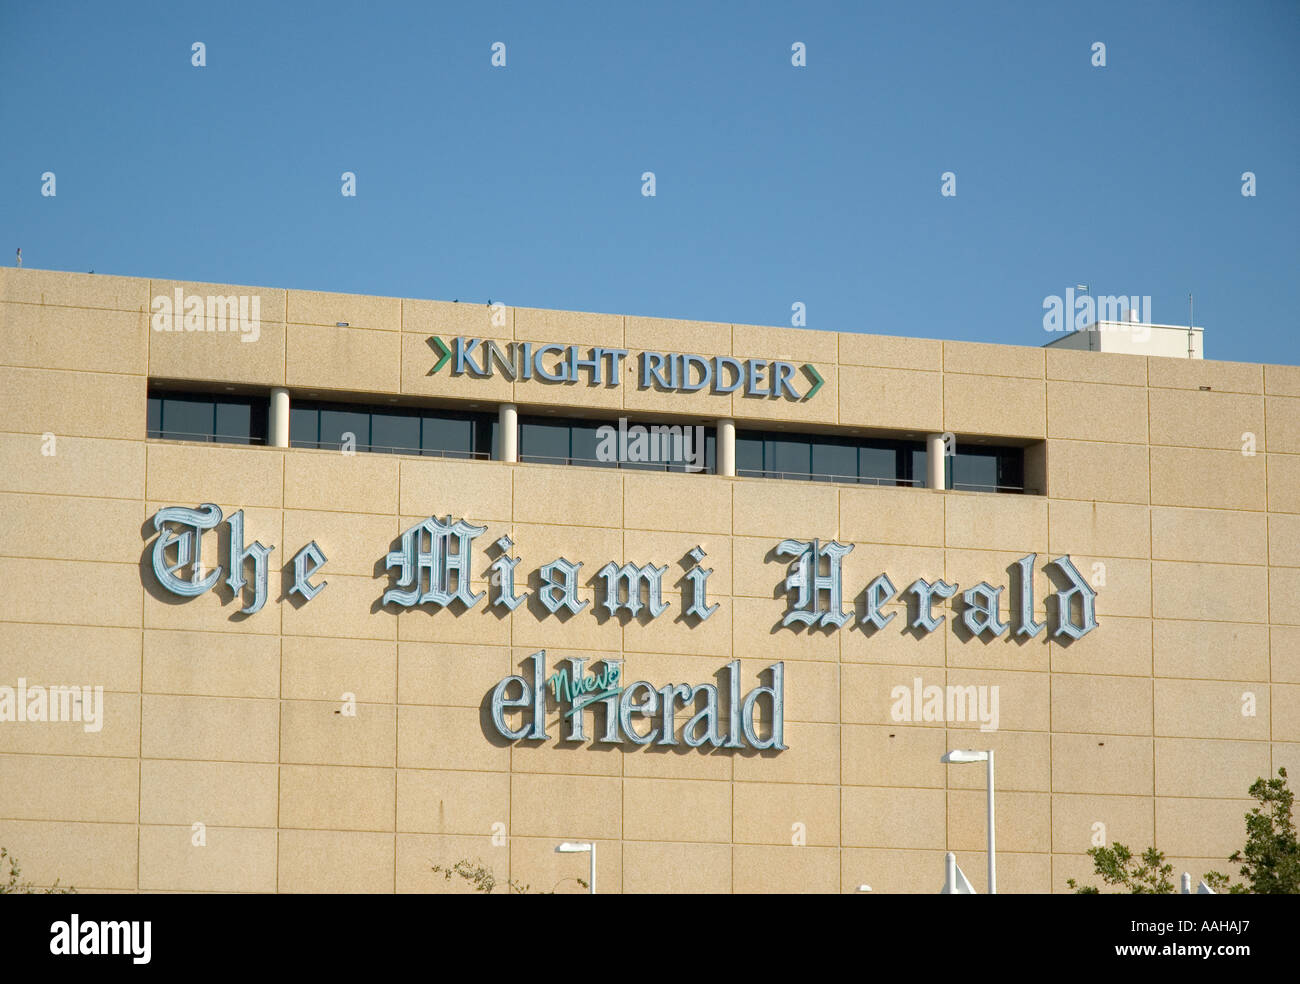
[144,510,1100,644]
[1048,554,1099,639]
[683,546,719,622]
[224,509,274,615]
[961,582,1009,637]
[383,515,486,609]
[1015,552,1046,638]
[426,336,825,400]
[908,578,959,632]
[290,541,328,601]
[151,503,223,598]
[597,561,669,619]
[538,557,587,615]
[488,651,786,750]
[861,573,897,630]
[776,538,854,628]
[150,502,274,612]
[488,649,548,741]
[141,507,1105,760]
[488,535,526,612]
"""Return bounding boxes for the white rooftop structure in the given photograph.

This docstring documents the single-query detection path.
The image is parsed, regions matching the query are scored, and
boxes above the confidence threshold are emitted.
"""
[1044,320,1204,359]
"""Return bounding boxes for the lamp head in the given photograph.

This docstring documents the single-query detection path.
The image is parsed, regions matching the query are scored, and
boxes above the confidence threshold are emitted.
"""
[941,749,990,764]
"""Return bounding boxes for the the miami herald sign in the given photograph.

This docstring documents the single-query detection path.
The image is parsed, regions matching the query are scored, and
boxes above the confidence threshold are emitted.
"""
[147,506,1098,751]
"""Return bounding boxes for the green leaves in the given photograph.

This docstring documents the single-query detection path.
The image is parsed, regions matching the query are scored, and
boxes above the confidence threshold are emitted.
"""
[431,857,588,894]
[1068,768,1299,894]
[1068,842,1175,894]
[1224,766,1299,894]
[0,846,76,895]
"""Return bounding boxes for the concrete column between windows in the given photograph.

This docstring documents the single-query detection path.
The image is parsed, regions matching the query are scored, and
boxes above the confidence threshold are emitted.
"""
[499,403,519,462]
[717,418,736,477]
[270,387,290,448]
[926,432,947,490]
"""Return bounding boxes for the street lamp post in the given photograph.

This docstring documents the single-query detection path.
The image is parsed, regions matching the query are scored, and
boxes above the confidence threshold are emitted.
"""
[555,841,596,894]
[941,749,996,894]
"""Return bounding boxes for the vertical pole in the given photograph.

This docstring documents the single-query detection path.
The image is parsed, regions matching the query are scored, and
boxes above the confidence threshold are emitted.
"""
[1081,287,1093,350]
[926,433,946,490]
[717,418,736,477]
[498,403,518,462]
[269,387,290,448]
[987,750,996,895]
[589,844,596,895]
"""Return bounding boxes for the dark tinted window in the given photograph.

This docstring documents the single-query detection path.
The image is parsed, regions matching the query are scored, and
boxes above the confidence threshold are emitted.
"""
[736,435,763,474]
[951,451,996,491]
[163,397,212,441]
[768,436,809,478]
[290,401,493,458]
[667,428,714,474]
[736,430,924,487]
[949,446,1024,493]
[289,406,317,444]
[569,422,611,467]
[147,390,268,445]
[858,445,898,483]
[998,449,1024,491]
[519,416,716,473]
[421,415,473,457]
[214,402,253,445]
[319,408,369,451]
[909,447,929,485]
[371,412,420,454]
[519,420,571,463]
[812,441,856,482]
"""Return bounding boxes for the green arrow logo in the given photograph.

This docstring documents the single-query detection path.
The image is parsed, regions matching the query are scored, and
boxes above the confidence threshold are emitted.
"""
[802,363,823,399]
[427,335,452,375]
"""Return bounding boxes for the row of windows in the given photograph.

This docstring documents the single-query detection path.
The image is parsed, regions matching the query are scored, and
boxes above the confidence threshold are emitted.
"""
[289,402,496,459]
[944,445,1026,494]
[145,389,1027,492]
[147,393,268,445]
[287,406,720,472]
[518,416,717,473]
[736,431,927,487]
[734,431,1025,492]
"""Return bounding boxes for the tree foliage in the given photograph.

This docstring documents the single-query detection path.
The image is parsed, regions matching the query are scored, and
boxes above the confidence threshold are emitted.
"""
[431,857,588,894]
[1205,767,1299,894]
[0,847,76,895]
[1069,767,1299,894]
[1067,843,1174,894]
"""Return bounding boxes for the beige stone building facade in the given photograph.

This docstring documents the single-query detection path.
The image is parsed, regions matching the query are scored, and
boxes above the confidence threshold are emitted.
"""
[1,266,1298,894]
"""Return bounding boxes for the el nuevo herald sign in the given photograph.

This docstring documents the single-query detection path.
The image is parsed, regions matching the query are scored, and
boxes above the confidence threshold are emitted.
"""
[491,651,787,750]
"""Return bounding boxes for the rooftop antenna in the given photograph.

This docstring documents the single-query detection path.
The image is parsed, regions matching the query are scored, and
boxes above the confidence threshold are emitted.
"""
[1188,293,1194,358]
[1075,284,1092,350]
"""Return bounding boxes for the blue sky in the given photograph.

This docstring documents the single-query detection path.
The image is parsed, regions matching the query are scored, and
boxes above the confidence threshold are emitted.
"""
[2,1,1297,364]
